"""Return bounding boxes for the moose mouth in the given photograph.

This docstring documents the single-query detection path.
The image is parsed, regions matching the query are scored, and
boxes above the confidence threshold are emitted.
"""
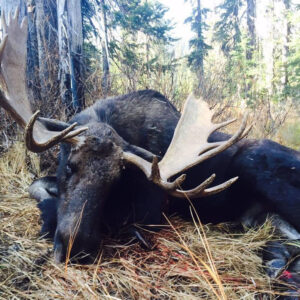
[53,232,101,264]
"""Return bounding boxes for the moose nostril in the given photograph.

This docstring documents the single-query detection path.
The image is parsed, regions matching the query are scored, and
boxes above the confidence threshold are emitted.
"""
[54,243,64,263]
[53,232,66,263]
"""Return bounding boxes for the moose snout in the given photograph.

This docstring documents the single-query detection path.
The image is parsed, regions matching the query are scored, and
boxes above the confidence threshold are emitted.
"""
[54,223,101,264]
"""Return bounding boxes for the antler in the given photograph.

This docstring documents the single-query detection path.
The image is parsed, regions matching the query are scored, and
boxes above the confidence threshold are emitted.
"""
[0,8,87,152]
[123,95,251,198]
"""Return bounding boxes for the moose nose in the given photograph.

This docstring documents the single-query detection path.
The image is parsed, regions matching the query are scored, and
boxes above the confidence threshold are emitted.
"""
[53,231,66,263]
[53,228,101,264]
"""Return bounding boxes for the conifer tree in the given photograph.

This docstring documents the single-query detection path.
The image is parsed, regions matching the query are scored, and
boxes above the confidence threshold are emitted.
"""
[185,0,211,89]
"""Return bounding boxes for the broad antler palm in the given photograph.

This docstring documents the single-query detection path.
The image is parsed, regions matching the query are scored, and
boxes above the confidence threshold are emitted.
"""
[123,95,251,198]
[0,8,87,152]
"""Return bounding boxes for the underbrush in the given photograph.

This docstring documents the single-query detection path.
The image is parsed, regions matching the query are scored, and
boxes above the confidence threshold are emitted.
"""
[0,144,289,299]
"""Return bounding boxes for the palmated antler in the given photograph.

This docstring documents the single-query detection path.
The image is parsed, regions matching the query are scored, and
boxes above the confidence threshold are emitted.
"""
[123,95,251,198]
[0,8,87,152]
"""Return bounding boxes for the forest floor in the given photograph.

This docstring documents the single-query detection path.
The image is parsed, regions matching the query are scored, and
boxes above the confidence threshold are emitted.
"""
[0,144,293,299]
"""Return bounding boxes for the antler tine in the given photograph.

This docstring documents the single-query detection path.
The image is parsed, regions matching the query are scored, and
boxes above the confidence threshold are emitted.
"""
[0,7,85,152]
[150,156,186,191]
[169,173,216,198]
[210,118,237,135]
[1,10,7,32]
[170,175,239,199]
[0,35,7,61]
[188,112,248,169]
[200,176,239,197]
[25,111,88,152]
[14,6,20,21]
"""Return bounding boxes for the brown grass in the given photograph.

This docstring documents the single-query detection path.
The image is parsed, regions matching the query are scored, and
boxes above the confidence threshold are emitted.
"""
[0,144,288,299]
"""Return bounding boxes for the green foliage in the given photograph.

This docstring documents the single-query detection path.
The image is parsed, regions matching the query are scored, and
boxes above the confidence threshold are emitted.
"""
[214,0,242,55]
[105,0,178,92]
[287,37,300,101]
[285,10,300,102]
[112,1,175,43]
[278,121,300,149]
[81,0,101,101]
[82,0,98,40]
[185,1,211,75]
[80,0,178,99]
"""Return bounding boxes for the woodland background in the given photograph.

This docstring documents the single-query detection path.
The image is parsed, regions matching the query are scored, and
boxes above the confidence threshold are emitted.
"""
[0,0,299,151]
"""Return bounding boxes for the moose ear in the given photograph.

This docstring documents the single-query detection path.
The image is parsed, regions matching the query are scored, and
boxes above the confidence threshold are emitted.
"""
[124,144,158,162]
[38,117,71,131]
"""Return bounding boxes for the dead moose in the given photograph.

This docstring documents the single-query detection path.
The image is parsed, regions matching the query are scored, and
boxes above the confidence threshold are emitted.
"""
[1,9,300,296]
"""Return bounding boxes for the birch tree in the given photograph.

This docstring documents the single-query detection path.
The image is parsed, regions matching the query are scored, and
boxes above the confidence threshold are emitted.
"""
[57,0,84,114]
[100,0,110,97]
[283,0,291,91]
[246,0,256,60]
[35,0,58,107]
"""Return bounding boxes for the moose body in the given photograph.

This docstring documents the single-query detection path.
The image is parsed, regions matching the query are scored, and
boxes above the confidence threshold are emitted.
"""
[31,90,300,259]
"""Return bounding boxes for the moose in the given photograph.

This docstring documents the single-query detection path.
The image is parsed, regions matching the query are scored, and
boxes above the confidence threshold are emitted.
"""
[0,8,300,297]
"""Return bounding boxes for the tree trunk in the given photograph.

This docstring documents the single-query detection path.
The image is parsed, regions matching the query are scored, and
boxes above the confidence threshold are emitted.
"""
[57,0,84,115]
[283,0,291,92]
[35,0,59,113]
[246,0,256,60]
[271,0,276,96]
[26,1,40,104]
[233,0,240,46]
[100,0,110,97]
[196,0,204,85]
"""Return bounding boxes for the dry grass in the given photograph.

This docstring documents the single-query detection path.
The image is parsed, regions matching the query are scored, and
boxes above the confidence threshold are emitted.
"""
[0,144,288,300]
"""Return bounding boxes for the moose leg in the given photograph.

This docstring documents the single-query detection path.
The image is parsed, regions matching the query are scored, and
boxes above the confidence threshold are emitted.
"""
[244,209,300,298]
[263,240,300,300]
[28,176,58,239]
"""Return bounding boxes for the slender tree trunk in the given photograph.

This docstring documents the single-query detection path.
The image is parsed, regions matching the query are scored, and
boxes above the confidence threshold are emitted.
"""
[100,0,110,97]
[196,0,204,86]
[246,0,256,60]
[245,0,256,100]
[271,0,276,96]
[57,0,84,115]
[146,36,150,83]
[233,0,240,46]
[283,0,291,92]
[35,0,59,112]
[26,1,40,103]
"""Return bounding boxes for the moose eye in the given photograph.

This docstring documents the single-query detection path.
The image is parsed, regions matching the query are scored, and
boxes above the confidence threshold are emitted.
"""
[66,163,77,177]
